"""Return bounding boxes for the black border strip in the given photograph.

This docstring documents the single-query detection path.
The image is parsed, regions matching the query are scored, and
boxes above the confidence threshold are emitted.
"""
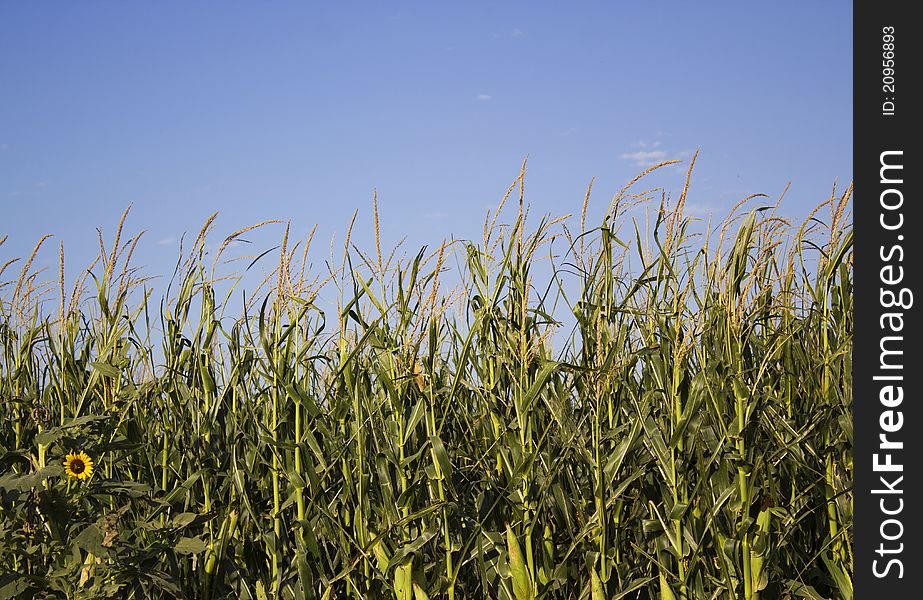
[854,1,920,595]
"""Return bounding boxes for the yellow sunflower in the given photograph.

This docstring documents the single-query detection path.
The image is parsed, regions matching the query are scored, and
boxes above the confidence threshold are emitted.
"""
[63,451,94,480]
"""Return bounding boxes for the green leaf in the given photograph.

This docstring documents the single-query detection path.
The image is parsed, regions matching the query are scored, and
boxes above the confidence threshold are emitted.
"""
[0,573,30,600]
[785,581,830,600]
[821,554,853,600]
[0,464,63,491]
[35,429,63,446]
[590,567,605,600]
[388,526,438,569]
[393,559,413,600]
[174,536,208,555]
[412,581,431,600]
[429,435,452,482]
[171,512,199,528]
[521,359,559,413]
[91,361,121,378]
[75,524,106,555]
[668,502,689,521]
[506,523,533,600]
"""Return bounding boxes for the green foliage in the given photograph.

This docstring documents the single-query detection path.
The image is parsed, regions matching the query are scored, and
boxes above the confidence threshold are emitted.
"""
[0,165,853,598]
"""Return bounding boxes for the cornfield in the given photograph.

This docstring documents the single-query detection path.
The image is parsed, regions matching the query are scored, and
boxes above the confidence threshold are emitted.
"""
[0,160,853,599]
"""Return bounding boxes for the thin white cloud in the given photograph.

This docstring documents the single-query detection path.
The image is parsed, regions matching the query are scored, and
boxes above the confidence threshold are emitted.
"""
[512,28,523,38]
[621,140,696,171]
[477,94,492,101]
[620,150,667,167]
[34,181,49,188]
[157,237,176,246]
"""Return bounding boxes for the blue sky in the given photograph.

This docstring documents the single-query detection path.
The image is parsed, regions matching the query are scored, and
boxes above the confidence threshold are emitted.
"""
[1,2,851,299]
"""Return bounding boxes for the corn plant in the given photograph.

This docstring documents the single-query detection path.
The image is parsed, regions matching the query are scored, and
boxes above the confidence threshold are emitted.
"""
[0,162,852,599]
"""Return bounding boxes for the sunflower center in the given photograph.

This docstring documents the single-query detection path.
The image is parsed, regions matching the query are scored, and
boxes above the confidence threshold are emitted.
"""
[70,459,85,474]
